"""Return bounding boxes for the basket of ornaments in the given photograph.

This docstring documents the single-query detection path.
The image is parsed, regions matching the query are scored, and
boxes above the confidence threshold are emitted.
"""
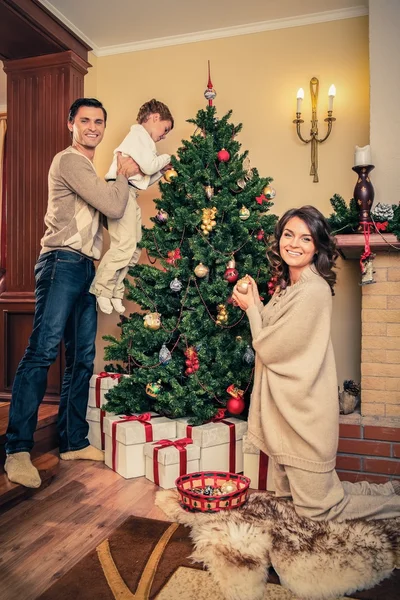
[175,471,250,513]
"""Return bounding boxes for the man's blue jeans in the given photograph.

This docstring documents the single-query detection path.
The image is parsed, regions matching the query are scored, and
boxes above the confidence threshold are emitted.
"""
[6,250,97,454]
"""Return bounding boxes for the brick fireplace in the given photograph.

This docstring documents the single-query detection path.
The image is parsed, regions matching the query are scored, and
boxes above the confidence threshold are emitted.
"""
[335,234,400,484]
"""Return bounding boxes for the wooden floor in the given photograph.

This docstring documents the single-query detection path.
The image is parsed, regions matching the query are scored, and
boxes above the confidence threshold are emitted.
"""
[0,460,168,600]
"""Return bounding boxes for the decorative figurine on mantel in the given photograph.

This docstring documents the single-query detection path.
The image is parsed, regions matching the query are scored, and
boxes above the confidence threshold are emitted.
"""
[339,380,361,415]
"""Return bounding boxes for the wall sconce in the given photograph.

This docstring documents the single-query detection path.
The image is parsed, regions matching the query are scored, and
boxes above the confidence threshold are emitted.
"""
[293,77,336,183]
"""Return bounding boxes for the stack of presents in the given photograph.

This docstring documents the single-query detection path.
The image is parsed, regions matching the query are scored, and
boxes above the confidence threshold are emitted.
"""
[87,372,273,490]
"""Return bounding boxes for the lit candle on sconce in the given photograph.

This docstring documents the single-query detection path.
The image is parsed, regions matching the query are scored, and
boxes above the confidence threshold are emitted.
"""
[328,84,336,112]
[354,144,372,166]
[296,88,304,113]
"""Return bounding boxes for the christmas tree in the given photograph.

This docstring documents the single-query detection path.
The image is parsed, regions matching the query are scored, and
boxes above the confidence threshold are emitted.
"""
[103,84,278,425]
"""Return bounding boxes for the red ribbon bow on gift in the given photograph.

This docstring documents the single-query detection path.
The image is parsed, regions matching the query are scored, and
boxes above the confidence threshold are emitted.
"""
[152,438,193,486]
[209,408,227,422]
[96,372,122,449]
[111,413,154,472]
[97,371,122,381]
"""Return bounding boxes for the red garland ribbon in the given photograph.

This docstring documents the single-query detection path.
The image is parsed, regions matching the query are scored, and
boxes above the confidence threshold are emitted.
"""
[96,372,122,449]
[258,451,269,490]
[186,408,236,472]
[111,413,154,472]
[360,222,373,272]
[152,438,193,486]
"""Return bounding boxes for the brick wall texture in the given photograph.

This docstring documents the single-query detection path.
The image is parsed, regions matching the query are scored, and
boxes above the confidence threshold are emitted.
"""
[337,422,400,484]
[361,254,400,417]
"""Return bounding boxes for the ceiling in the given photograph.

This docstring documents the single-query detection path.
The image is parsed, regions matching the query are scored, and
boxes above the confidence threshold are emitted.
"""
[38,0,368,55]
[0,0,368,109]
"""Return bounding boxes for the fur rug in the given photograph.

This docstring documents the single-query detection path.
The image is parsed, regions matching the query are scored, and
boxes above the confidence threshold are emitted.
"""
[155,490,399,600]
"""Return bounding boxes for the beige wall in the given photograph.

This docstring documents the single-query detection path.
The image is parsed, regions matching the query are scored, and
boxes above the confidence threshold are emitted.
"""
[85,16,369,384]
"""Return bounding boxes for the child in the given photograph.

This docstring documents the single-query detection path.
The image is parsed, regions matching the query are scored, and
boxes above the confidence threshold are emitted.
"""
[90,98,174,314]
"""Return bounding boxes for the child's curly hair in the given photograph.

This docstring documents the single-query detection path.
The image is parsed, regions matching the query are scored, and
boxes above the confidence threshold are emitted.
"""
[137,99,174,129]
[267,205,339,296]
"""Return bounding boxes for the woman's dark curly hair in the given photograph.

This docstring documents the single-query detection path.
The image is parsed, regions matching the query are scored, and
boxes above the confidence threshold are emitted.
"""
[268,205,339,295]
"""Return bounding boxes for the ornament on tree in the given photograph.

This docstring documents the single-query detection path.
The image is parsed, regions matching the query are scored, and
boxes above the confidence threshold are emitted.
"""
[143,312,161,330]
[166,248,181,265]
[216,304,228,326]
[155,209,169,223]
[204,60,217,106]
[267,275,278,296]
[255,193,267,205]
[159,343,172,365]
[239,205,250,220]
[243,156,254,181]
[169,277,183,292]
[184,346,200,375]
[256,229,265,241]
[146,380,162,398]
[194,262,209,278]
[237,177,246,190]
[163,168,178,183]
[243,345,255,365]
[200,206,217,235]
[236,275,251,294]
[217,148,230,162]
[226,384,245,415]
[263,185,276,199]
[204,184,214,199]
[224,258,239,283]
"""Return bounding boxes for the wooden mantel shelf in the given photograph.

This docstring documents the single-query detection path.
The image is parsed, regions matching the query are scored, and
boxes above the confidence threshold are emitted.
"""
[335,233,400,259]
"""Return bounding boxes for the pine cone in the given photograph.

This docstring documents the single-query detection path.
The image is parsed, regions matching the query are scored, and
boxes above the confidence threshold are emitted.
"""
[371,202,394,221]
[343,380,361,396]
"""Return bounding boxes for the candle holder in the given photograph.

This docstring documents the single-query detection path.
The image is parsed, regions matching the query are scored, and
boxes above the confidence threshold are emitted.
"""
[352,164,375,224]
[293,77,336,183]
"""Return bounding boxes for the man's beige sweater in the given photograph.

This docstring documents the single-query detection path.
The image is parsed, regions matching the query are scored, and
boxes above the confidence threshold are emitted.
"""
[246,266,339,473]
[41,147,129,259]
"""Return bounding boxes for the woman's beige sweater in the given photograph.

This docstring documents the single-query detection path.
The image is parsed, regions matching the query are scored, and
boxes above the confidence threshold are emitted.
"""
[246,266,339,473]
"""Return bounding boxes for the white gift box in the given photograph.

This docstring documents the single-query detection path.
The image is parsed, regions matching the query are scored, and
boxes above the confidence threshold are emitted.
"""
[243,433,274,491]
[103,414,176,479]
[88,372,126,409]
[176,417,247,473]
[86,406,103,450]
[144,439,201,489]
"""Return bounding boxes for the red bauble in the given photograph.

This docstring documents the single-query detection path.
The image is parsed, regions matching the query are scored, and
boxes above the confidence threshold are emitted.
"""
[217,148,230,162]
[226,395,245,415]
[224,268,239,283]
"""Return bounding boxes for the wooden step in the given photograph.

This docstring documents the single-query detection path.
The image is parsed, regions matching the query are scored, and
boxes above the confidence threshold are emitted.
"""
[0,451,60,512]
[0,402,59,464]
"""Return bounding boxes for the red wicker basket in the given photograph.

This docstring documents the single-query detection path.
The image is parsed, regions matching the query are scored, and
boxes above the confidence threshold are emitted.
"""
[175,471,250,513]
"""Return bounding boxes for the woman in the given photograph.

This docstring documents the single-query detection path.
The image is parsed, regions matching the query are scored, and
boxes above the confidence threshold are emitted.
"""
[233,205,400,521]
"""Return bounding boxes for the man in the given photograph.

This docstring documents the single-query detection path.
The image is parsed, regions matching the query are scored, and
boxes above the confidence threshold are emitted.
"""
[5,98,139,488]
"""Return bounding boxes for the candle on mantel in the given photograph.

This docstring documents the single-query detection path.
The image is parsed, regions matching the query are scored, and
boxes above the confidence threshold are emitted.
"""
[328,84,336,111]
[354,144,372,166]
[296,88,304,113]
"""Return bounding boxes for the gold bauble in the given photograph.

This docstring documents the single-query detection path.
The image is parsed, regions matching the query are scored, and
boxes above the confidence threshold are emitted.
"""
[239,206,250,221]
[143,312,161,330]
[194,263,209,278]
[163,168,178,183]
[220,480,237,494]
[236,276,250,294]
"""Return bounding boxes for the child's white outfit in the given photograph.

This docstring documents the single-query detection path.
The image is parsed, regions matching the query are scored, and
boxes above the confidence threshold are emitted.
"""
[90,124,170,306]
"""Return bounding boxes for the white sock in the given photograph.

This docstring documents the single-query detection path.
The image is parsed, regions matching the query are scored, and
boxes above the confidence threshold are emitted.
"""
[111,298,126,314]
[96,297,113,314]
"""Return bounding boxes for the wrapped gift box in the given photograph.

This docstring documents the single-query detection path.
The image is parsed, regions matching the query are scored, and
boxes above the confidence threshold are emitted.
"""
[103,414,176,479]
[88,372,125,409]
[86,406,104,450]
[144,438,200,489]
[176,415,247,473]
[242,433,274,491]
